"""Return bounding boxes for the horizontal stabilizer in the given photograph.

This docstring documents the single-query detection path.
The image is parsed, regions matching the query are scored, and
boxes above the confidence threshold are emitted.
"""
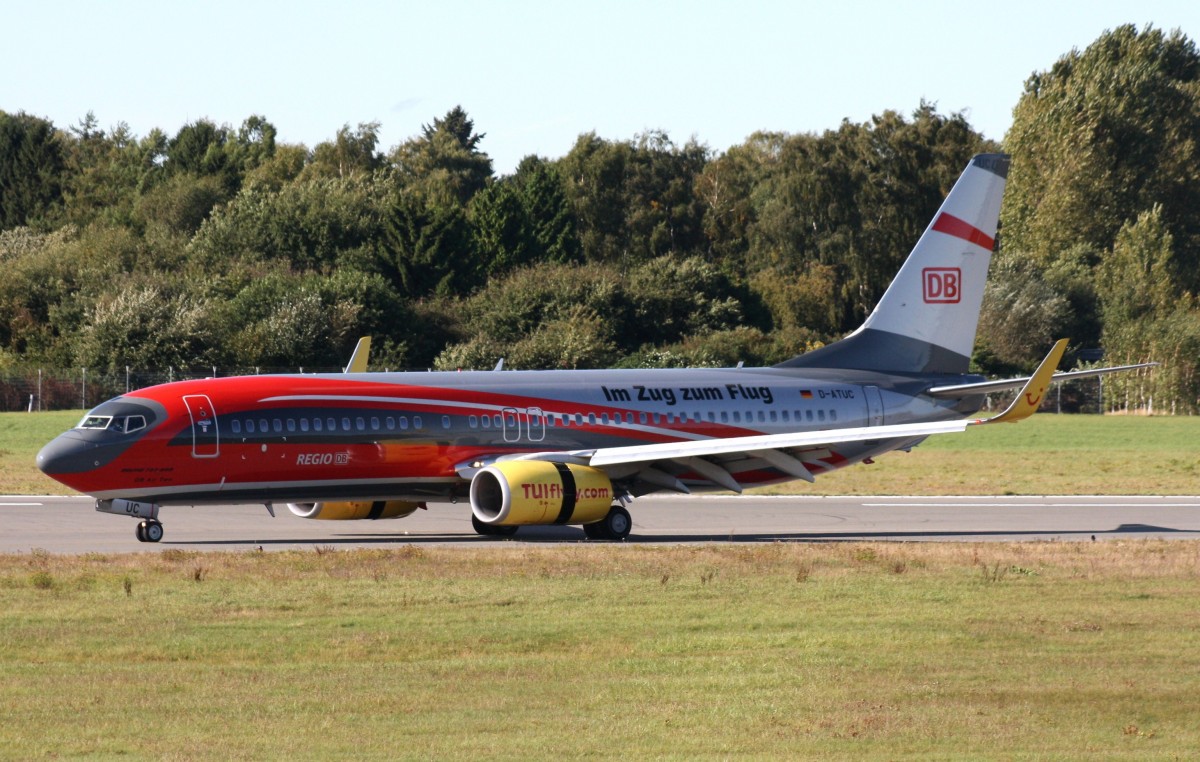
[927,362,1158,398]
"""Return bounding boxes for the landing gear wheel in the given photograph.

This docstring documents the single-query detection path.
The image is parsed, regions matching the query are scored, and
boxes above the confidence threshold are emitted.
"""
[603,505,632,541]
[471,514,519,537]
[587,505,632,541]
[582,521,606,540]
[144,520,164,543]
[136,520,147,543]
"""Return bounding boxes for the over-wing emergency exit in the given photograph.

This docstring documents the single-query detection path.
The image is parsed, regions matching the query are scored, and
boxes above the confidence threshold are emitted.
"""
[37,154,1152,542]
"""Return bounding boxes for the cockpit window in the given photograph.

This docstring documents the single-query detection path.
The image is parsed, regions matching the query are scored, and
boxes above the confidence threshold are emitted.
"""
[76,414,148,434]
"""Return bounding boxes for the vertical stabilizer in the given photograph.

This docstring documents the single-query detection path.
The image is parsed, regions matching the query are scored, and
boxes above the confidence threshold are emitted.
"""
[779,153,1009,374]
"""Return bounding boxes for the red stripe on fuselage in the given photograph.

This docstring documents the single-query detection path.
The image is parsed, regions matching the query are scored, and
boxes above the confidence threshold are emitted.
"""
[931,212,994,250]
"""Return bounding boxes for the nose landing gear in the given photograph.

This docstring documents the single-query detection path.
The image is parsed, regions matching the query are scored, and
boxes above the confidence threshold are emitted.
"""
[135,519,164,543]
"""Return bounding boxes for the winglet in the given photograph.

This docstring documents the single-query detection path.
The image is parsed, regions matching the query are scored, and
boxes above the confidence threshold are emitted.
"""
[344,337,371,374]
[978,339,1068,424]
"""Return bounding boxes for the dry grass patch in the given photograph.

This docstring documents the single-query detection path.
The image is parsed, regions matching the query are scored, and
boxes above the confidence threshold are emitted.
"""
[2,542,1200,758]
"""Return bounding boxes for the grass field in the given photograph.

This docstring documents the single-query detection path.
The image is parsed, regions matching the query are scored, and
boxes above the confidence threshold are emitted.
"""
[2,543,1199,758]
[5,412,1200,757]
[5,410,1198,496]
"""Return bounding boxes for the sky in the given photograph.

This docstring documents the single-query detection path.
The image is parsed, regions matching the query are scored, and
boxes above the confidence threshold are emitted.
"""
[5,1,1200,175]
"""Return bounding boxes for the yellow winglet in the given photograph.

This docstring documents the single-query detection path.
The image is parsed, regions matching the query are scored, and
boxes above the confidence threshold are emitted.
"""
[978,339,1069,424]
[344,337,372,374]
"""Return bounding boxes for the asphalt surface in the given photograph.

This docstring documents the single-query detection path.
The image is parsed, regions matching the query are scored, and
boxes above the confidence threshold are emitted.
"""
[3,494,1200,553]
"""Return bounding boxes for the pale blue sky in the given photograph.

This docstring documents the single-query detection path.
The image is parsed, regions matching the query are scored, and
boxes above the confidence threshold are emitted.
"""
[5,1,1200,174]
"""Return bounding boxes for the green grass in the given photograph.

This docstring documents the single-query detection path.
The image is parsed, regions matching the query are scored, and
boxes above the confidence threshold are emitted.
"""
[765,414,1200,495]
[6,410,1199,496]
[0,409,81,494]
[2,543,1199,758]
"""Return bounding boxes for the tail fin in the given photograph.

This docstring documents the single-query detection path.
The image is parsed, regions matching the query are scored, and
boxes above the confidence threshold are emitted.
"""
[778,153,1009,374]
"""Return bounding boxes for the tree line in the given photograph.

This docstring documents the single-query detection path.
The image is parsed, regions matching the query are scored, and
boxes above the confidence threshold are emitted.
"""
[0,24,1194,411]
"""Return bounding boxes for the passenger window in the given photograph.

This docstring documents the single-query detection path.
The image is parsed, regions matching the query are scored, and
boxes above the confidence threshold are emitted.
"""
[327,418,336,432]
[639,412,647,424]
[231,419,242,434]
[313,418,323,432]
[342,417,351,431]
[601,413,610,425]
[818,410,826,422]
[247,420,256,434]
[356,417,366,431]
[287,419,296,433]
[806,410,814,422]
[480,415,489,429]
[469,415,478,429]
[259,419,269,433]
[300,418,309,432]
[273,419,283,433]
[414,416,423,429]
[400,417,410,430]
[371,417,380,431]
[386,417,396,430]
[442,415,450,429]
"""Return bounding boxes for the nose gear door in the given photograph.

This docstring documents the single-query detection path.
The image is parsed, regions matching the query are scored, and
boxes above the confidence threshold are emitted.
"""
[182,394,220,458]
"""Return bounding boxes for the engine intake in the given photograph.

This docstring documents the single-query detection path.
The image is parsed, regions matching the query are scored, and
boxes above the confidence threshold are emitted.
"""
[287,500,424,520]
[470,460,613,526]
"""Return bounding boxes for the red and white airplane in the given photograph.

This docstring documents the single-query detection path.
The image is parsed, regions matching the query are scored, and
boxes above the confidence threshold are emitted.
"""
[37,154,1149,542]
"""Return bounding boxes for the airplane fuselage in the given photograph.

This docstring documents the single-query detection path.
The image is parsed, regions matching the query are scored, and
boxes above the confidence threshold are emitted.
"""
[38,366,983,505]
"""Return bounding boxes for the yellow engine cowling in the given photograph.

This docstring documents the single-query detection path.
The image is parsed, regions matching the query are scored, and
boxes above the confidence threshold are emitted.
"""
[286,500,424,520]
[470,460,613,526]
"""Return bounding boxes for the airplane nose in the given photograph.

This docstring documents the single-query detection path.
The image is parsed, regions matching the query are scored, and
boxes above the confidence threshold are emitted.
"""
[37,432,102,475]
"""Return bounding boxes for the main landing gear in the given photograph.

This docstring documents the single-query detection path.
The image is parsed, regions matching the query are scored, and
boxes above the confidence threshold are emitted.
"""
[135,519,164,543]
[583,504,632,541]
[471,514,519,537]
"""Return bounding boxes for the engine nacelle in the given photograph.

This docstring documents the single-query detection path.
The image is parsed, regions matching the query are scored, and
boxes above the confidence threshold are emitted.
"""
[286,500,424,520]
[470,460,613,526]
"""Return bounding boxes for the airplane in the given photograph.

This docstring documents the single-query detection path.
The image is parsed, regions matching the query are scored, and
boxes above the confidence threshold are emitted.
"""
[37,153,1153,543]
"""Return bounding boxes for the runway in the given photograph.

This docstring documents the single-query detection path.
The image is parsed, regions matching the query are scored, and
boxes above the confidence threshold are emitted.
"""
[3,494,1200,553]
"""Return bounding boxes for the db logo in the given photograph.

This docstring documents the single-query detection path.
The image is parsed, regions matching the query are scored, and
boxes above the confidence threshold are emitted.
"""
[923,267,961,304]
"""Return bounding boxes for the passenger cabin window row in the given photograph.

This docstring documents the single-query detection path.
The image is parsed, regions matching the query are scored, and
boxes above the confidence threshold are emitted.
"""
[226,407,841,438]
[229,414,436,436]
[533,409,837,426]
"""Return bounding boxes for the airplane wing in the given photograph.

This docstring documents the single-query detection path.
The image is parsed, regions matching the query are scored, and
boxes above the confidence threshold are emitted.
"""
[494,341,1075,494]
